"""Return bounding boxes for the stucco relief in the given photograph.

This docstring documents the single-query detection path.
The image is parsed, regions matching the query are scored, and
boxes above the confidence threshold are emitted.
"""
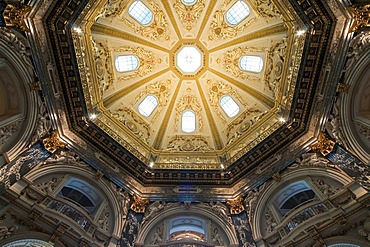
[122,0,170,40]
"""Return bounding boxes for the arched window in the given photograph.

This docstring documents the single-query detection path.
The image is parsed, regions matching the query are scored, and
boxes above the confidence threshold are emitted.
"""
[129,1,153,25]
[226,1,250,26]
[220,95,239,117]
[3,239,54,247]
[115,55,139,72]
[239,55,263,73]
[138,95,158,117]
[57,178,102,214]
[182,110,196,133]
[168,216,206,242]
[276,180,317,216]
[182,0,197,5]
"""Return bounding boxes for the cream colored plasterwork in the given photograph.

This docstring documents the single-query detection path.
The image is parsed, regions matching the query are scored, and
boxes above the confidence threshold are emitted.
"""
[114,46,161,82]
[225,108,265,146]
[208,0,257,40]
[218,46,265,81]
[92,40,114,93]
[248,0,281,20]
[173,0,205,31]
[207,79,246,124]
[122,0,170,40]
[165,135,213,152]
[111,106,151,144]
[97,0,130,18]
[131,79,172,123]
[175,93,203,132]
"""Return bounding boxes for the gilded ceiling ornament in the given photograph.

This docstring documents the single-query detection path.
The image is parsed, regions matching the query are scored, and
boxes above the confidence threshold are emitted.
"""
[207,79,246,124]
[248,0,281,19]
[226,196,245,215]
[123,0,170,40]
[114,46,160,82]
[42,131,67,154]
[173,0,205,31]
[311,132,336,156]
[165,135,212,152]
[175,94,203,131]
[130,194,149,213]
[112,106,151,144]
[225,108,264,146]
[208,0,256,40]
[132,79,172,122]
[2,2,31,32]
[220,46,262,81]
[92,40,114,93]
[347,4,370,33]
[97,0,130,19]
[264,40,286,93]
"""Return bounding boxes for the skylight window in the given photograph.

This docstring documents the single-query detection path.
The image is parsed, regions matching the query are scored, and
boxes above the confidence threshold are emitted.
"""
[239,55,263,73]
[182,110,196,133]
[226,1,250,26]
[182,0,197,5]
[129,1,153,26]
[115,55,139,72]
[220,95,239,117]
[138,95,158,117]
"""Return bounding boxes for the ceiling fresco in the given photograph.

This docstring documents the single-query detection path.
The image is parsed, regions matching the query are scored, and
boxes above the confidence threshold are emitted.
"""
[45,0,335,190]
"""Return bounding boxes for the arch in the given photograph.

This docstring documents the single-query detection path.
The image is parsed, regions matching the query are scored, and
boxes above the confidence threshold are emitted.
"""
[324,236,369,247]
[0,29,39,161]
[24,162,125,238]
[136,204,239,246]
[251,165,353,240]
[0,232,65,247]
[340,34,370,163]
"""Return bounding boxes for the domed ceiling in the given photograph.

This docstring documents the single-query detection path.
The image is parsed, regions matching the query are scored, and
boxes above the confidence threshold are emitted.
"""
[45,0,335,192]
[77,0,295,169]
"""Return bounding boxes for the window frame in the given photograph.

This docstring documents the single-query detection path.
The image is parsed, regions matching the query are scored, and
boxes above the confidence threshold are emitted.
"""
[138,94,158,117]
[128,0,154,26]
[115,55,140,72]
[181,110,196,133]
[219,95,240,118]
[225,0,251,26]
[239,55,264,73]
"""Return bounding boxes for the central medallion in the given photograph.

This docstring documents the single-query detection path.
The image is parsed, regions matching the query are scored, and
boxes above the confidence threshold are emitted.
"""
[175,45,203,75]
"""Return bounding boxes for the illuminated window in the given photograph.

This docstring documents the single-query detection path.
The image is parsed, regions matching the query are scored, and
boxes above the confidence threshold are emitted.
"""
[239,55,263,73]
[138,95,158,117]
[220,95,239,117]
[226,1,250,26]
[129,1,153,25]
[182,110,196,133]
[182,0,197,5]
[115,55,139,72]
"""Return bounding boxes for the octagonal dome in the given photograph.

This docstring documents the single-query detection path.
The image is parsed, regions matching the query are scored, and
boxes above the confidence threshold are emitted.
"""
[45,0,336,188]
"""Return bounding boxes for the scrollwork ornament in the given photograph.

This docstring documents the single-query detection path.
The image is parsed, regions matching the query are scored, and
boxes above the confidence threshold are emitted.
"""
[311,132,336,156]
[42,131,67,154]
[130,194,149,213]
[226,196,245,215]
[347,4,370,33]
[2,2,31,32]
